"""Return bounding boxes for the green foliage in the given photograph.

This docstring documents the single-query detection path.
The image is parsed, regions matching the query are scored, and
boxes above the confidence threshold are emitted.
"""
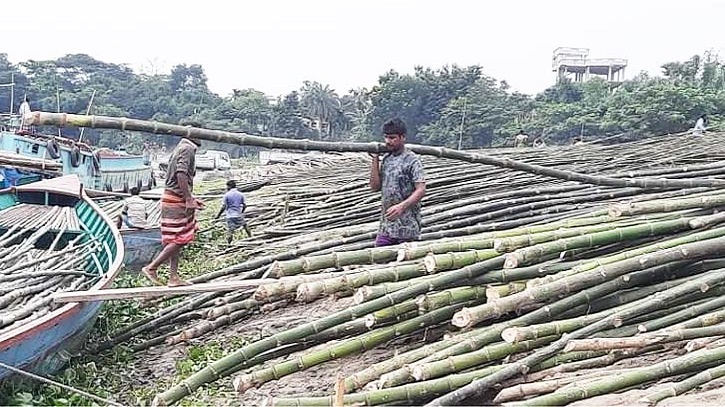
[2,50,725,153]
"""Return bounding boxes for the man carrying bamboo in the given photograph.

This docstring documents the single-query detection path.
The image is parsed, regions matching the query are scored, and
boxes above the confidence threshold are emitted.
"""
[369,118,426,247]
[142,134,204,286]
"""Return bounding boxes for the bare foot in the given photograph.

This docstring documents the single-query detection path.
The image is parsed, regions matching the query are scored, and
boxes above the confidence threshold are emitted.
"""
[141,266,163,286]
[167,279,191,287]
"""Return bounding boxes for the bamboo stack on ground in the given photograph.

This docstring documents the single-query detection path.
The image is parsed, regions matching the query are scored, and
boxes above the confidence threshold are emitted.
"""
[46,117,725,407]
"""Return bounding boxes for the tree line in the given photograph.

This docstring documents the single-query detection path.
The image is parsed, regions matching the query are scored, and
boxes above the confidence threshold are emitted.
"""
[0,51,723,156]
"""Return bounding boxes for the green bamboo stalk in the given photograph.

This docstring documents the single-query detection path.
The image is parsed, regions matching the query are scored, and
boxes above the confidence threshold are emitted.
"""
[484,282,528,301]
[267,246,402,278]
[365,299,419,328]
[297,262,425,303]
[272,365,504,407]
[32,111,725,189]
[518,345,725,406]
[664,302,725,331]
[382,260,690,389]
[531,225,725,287]
[503,218,695,269]
[412,336,557,381]
[232,303,468,394]
[416,286,488,314]
[609,193,725,218]
[425,262,725,406]
[493,219,639,252]
[638,362,725,405]
[501,311,609,344]
[352,274,439,304]
[423,249,500,273]
[453,236,725,329]
[344,328,484,392]
[401,214,621,262]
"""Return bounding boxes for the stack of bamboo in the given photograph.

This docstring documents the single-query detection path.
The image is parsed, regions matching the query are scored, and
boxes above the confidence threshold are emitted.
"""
[0,204,99,335]
[76,132,725,406]
[29,113,725,405]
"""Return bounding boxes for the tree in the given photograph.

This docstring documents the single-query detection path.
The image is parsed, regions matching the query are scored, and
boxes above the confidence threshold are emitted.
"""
[300,81,340,140]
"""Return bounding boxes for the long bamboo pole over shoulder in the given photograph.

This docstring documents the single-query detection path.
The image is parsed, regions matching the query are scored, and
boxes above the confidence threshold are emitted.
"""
[29,111,725,189]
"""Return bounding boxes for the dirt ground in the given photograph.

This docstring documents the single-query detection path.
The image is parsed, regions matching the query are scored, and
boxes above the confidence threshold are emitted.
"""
[120,296,725,406]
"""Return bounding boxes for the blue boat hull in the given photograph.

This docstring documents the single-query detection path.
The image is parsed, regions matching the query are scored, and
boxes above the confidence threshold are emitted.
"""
[0,176,124,380]
[121,227,162,270]
[0,300,103,379]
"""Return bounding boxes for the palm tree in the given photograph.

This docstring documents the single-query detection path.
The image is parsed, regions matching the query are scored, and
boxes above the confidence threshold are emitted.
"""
[300,81,340,140]
[342,87,373,140]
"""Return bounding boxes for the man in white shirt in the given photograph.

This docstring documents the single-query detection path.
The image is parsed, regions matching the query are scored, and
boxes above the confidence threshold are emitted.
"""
[514,130,529,148]
[18,97,31,132]
[693,114,707,135]
[116,186,148,229]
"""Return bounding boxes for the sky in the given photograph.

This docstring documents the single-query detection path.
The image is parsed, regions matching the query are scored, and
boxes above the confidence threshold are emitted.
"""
[2,0,724,98]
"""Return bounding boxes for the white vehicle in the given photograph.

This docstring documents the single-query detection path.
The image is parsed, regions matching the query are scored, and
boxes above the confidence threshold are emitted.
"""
[195,150,232,171]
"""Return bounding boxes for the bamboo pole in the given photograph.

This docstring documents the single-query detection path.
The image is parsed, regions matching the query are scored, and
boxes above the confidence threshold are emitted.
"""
[29,111,725,189]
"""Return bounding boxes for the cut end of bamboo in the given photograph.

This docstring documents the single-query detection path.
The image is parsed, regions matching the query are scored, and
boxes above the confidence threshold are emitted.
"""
[150,396,166,407]
[608,205,625,218]
[423,254,437,273]
[451,308,473,328]
[267,261,284,278]
[503,253,520,269]
[364,314,377,328]
[485,285,502,301]
[252,287,268,302]
[233,374,255,394]
[352,287,369,304]
[501,328,523,344]
[296,282,323,302]
[363,380,380,391]
[410,364,429,381]
[396,248,408,262]
[165,333,184,346]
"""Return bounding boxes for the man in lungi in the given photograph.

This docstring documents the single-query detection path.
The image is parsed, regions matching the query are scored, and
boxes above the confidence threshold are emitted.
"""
[142,135,204,286]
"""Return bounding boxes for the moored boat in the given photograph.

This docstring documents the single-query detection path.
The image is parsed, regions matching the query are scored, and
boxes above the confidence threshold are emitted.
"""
[93,194,162,270]
[0,116,154,192]
[0,175,124,380]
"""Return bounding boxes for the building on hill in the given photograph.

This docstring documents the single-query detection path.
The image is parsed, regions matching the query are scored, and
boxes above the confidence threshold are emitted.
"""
[552,47,627,85]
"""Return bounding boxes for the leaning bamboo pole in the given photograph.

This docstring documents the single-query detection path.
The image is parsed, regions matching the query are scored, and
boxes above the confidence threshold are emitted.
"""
[29,111,725,189]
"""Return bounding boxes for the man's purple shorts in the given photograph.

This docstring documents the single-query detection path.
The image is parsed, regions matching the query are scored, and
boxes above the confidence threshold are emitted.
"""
[374,233,410,247]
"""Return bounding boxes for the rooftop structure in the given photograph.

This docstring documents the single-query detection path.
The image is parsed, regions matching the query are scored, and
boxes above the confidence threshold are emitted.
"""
[553,47,627,84]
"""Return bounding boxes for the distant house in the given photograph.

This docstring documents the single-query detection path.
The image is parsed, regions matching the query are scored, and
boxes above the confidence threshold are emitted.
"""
[552,47,627,85]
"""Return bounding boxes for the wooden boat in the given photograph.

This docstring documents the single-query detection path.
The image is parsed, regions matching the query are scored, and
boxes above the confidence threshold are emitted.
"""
[0,115,154,192]
[0,175,124,380]
[119,228,162,270]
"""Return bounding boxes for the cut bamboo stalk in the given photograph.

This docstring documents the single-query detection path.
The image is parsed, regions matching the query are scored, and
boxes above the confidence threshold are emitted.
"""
[30,111,725,189]
[52,280,279,302]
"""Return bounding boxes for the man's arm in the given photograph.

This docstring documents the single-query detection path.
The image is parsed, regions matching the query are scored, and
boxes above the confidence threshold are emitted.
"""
[216,202,226,219]
[369,154,381,191]
[385,182,425,220]
[177,173,202,209]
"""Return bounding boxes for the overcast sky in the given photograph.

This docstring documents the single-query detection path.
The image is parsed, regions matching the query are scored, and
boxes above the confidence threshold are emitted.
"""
[2,0,723,98]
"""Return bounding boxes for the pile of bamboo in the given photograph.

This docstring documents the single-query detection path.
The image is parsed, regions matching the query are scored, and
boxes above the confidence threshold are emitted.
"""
[0,204,99,335]
[69,130,725,406]
[28,112,725,405]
